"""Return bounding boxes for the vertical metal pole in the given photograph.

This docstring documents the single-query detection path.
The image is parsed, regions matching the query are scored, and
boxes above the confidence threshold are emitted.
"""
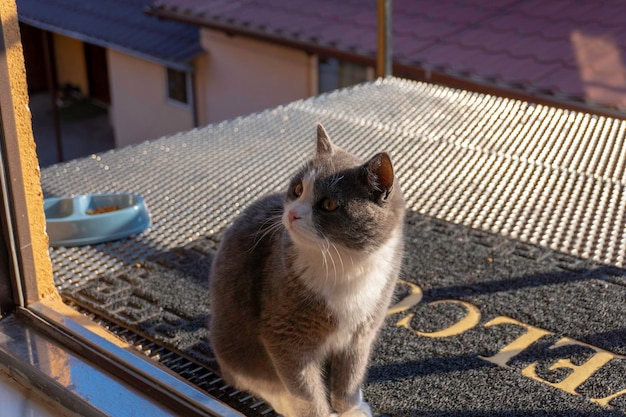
[377,0,392,78]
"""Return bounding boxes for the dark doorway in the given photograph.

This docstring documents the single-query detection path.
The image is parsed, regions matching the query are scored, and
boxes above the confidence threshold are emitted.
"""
[84,43,110,104]
[19,23,48,93]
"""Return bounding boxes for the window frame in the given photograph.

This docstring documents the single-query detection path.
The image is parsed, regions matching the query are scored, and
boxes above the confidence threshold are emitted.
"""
[0,3,238,416]
[0,136,17,317]
[166,66,192,107]
[317,55,374,94]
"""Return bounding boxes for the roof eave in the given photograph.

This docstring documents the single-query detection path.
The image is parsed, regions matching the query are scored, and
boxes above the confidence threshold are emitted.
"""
[19,15,199,71]
[145,5,377,67]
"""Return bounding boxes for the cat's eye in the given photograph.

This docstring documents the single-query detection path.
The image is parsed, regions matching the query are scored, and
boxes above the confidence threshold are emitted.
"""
[293,181,303,197]
[320,198,338,212]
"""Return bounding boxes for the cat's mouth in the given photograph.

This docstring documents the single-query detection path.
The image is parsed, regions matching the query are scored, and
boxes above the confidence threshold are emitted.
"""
[282,213,321,248]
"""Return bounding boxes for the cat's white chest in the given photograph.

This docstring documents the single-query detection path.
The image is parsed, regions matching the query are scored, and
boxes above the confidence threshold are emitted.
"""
[294,229,402,350]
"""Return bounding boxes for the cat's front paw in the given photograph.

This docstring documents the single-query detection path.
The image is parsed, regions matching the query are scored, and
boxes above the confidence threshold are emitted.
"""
[339,401,372,417]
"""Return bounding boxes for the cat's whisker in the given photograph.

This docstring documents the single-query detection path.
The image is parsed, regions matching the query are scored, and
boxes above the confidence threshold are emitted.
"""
[265,220,285,243]
[318,239,331,284]
[322,236,339,288]
[254,215,280,237]
[255,210,282,232]
[254,214,282,238]
[329,241,345,277]
[329,174,344,190]
[248,214,283,253]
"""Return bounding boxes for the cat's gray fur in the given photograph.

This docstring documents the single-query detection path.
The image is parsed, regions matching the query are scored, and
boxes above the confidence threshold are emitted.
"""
[209,124,405,417]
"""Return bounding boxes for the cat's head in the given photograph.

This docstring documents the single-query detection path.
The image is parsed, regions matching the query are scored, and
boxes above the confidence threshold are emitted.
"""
[282,124,404,252]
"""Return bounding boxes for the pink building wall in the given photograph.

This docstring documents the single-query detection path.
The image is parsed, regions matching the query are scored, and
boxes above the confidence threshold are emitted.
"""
[196,29,314,125]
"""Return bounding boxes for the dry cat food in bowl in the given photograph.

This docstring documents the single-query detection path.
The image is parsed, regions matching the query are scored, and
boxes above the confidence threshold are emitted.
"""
[44,193,151,247]
[86,205,121,215]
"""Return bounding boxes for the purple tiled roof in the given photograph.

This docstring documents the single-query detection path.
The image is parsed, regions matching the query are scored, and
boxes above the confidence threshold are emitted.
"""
[17,0,202,69]
[149,0,626,113]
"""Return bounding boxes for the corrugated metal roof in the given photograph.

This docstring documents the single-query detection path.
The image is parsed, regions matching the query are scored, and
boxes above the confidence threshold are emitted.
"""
[17,0,202,70]
[148,0,626,114]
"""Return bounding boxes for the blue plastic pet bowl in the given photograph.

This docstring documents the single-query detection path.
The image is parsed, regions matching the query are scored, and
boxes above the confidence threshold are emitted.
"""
[44,193,151,247]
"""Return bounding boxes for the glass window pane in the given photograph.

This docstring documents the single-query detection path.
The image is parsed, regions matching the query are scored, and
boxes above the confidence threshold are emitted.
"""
[167,68,188,104]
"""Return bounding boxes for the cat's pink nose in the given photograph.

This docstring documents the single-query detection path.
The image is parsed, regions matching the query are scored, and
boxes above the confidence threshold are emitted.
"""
[288,210,301,224]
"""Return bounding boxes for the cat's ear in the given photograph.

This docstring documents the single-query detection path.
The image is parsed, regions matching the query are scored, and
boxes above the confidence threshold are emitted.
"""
[316,123,333,155]
[363,152,394,200]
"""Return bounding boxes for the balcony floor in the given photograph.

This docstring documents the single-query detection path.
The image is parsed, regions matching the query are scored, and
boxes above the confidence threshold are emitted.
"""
[41,78,626,416]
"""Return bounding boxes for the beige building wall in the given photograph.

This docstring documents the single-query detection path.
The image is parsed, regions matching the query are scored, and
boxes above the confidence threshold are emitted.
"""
[108,49,194,147]
[53,34,88,94]
[197,29,313,125]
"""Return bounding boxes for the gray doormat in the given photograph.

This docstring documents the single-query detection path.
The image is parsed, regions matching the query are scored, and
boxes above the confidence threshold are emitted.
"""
[63,212,626,416]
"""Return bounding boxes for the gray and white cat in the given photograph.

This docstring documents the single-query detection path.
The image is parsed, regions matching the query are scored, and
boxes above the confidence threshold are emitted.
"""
[209,124,405,417]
